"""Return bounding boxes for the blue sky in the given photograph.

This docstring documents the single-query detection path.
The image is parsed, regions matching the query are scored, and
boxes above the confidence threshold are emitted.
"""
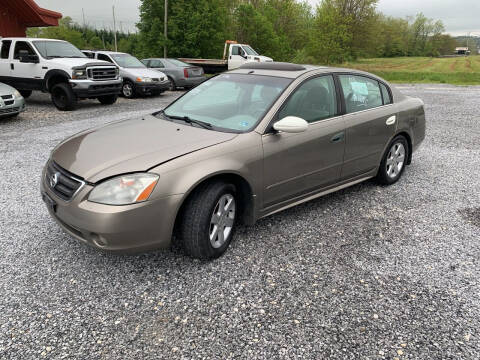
[36,0,479,36]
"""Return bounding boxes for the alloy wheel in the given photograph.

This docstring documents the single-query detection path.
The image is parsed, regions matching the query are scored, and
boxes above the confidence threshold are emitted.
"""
[386,142,406,179]
[123,83,133,97]
[209,194,236,249]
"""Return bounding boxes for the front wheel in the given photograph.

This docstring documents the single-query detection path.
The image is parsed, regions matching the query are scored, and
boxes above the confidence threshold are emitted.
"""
[376,135,409,185]
[51,83,77,111]
[98,94,118,105]
[179,181,237,260]
[122,80,135,98]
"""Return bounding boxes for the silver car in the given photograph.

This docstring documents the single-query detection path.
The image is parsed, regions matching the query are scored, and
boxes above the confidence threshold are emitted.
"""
[0,82,26,118]
[141,58,206,90]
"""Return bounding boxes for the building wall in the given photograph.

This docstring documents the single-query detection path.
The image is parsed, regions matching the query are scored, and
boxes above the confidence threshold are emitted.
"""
[0,7,27,37]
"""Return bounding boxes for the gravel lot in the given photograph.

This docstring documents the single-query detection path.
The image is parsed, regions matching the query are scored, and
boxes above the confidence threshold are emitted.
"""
[1,85,479,359]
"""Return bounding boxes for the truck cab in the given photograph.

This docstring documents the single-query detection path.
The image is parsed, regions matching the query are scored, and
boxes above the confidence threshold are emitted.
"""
[0,38,122,111]
[226,42,273,70]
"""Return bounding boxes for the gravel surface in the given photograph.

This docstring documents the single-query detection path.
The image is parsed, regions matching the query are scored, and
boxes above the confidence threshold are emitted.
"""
[0,85,479,359]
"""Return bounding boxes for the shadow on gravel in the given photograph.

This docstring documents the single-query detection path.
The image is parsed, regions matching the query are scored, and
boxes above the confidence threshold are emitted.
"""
[458,208,480,228]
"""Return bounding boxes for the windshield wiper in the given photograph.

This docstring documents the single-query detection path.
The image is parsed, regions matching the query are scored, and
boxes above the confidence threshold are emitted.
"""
[162,112,213,130]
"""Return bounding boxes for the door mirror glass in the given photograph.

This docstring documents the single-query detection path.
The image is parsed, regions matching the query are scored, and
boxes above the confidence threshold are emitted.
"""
[273,116,309,133]
[19,50,38,63]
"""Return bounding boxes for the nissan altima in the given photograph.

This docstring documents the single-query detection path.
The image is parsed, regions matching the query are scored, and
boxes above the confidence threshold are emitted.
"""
[41,62,425,259]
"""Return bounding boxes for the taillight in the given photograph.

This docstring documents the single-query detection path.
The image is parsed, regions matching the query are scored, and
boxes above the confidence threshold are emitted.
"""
[184,68,189,78]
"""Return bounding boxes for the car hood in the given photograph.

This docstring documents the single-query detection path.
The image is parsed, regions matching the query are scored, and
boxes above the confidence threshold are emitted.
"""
[52,114,237,183]
[121,67,166,79]
[0,82,15,96]
[46,58,113,68]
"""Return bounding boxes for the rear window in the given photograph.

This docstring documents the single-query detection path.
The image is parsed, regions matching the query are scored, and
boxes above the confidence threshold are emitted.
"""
[166,59,190,67]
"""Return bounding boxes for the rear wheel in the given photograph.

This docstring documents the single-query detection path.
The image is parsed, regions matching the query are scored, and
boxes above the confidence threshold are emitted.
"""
[98,94,118,105]
[19,90,32,98]
[376,135,409,185]
[122,80,135,98]
[179,181,237,259]
[51,83,77,111]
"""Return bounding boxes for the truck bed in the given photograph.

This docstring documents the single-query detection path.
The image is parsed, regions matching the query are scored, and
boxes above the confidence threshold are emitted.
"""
[178,58,228,74]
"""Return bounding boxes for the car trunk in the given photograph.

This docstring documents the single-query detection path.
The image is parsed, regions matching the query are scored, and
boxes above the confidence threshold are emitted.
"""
[185,66,204,78]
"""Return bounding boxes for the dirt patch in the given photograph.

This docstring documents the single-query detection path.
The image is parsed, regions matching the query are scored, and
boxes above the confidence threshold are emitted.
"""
[459,207,480,227]
[450,60,458,71]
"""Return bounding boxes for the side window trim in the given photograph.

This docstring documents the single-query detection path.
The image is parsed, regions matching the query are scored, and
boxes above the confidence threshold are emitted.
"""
[267,74,340,132]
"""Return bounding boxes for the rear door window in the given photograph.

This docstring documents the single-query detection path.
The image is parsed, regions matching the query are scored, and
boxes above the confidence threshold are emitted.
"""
[339,75,383,114]
[1,40,12,59]
[150,59,165,68]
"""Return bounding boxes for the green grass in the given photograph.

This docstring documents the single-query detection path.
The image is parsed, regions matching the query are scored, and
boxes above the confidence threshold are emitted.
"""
[340,56,480,85]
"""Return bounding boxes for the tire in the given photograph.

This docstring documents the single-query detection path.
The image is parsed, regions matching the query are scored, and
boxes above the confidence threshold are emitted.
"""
[179,181,237,260]
[98,94,118,105]
[150,90,162,96]
[19,90,32,98]
[167,77,176,91]
[376,135,409,185]
[122,80,135,98]
[51,83,77,111]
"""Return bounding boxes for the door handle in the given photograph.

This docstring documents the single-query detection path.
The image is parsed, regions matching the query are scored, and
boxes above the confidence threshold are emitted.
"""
[10,63,14,70]
[330,132,345,143]
[386,115,396,126]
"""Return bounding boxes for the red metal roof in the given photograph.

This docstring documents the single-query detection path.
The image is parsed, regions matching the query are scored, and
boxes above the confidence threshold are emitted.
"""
[0,0,62,37]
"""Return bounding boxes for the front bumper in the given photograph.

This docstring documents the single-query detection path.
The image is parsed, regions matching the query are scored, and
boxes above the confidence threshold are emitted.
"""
[0,96,26,117]
[135,80,170,94]
[70,78,122,98]
[40,166,183,254]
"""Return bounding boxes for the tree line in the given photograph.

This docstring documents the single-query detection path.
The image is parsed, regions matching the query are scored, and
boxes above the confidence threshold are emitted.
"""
[28,0,465,64]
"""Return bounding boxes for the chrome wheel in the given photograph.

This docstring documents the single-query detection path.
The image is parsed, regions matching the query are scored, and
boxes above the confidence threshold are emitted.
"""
[209,194,236,249]
[386,142,405,179]
[122,82,133,97]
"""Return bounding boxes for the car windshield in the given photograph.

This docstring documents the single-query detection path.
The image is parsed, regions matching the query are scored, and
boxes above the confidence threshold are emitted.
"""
[111,54,145,68]
[166,59,191,67]
[163,74,291,132]
[33,41,86,58]
[243,46,259,56]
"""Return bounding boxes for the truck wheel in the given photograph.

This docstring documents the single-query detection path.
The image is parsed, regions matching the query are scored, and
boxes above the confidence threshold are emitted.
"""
[98,95,118,105]
[51,83,77,111]
[19,90,32,99]
[122,80,135,98]
[179,181,237,260]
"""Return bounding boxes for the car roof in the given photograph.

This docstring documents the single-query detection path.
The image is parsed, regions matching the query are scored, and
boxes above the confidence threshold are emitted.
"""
[86,50,127,55]
[2,38,66,42]
[230,62,387,81]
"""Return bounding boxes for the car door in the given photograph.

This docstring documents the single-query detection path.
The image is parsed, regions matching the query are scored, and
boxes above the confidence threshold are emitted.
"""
[262,75,345,210]
[0,40,13,85]
[228,45,245,70]
[338,74,397,179]
[10,40,44,90]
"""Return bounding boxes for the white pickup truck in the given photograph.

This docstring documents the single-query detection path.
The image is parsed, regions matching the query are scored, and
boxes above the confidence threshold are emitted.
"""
[0,38,122,111]
[179,41,273,73]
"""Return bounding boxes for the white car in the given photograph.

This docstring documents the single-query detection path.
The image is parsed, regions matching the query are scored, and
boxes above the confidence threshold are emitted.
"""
[82,51,170,98]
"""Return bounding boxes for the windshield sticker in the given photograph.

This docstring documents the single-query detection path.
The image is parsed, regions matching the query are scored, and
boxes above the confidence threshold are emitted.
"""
[239,121,250,127]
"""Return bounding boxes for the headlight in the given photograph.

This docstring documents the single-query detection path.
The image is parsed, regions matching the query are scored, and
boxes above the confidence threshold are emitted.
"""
[88,173,159,205]
[72,69,87,79]
[13,90,22,98]
[136,77,152,83]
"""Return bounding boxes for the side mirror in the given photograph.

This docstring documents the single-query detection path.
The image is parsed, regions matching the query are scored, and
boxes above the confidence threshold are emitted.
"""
[273,116,309,133]
[19,50,38,63]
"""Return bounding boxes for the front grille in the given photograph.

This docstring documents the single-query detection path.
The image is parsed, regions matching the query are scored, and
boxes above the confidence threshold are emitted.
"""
[88,67,117,81]
[4,100,14,106]
[0,107,18,114]
[45,161,84,201]
[1,95,13,100]
[152,78,159,82]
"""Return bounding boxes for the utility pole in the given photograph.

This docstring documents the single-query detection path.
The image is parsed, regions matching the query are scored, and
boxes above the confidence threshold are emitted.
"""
[164,0,168,58]
[112,5,118,52]
[82,8,86,29]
